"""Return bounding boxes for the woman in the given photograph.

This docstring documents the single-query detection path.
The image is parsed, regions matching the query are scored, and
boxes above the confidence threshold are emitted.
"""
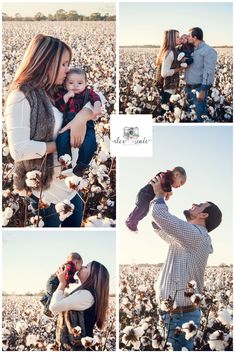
[50,261,109,350]
[155,30,184,115]
[5,34,96,227]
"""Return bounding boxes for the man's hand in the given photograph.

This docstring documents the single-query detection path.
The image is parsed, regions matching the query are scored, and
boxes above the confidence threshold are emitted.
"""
[197,90,206,102]
[165,191,173,201]
[150,178,165,197]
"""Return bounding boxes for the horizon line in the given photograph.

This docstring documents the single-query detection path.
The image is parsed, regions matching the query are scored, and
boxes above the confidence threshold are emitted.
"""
[2,292,116,296]
[120,44,233,48]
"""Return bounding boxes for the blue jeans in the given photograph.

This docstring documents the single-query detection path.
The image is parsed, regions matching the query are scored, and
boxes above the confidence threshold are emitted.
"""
[30,194,83,227]
[185,86,209,122]
[161,308,201,351]
[41,274,59,309]
[56,112,97,172]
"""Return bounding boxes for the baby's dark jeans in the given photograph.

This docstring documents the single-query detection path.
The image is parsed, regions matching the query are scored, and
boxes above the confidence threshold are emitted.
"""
[127,184,155,225]
[41,274,59,310]
[56,112,97,174]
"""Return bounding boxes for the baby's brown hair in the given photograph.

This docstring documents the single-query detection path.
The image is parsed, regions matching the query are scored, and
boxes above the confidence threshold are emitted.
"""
[66,67,87,82]
[67,252,82,262]
[172,166,187,179]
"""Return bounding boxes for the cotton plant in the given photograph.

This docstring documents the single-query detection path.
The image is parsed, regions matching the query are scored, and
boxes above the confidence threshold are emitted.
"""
[26,333,38,347]
[2,207,14,226]
[25,170,42,189]
[121,325,145,350]
[84,215,116,228]
[81,336,97,349]
[3,295,116,350]
[29,215,44,227]
[55,199,75,221]
[208,331,228,351]
[119,47,232,122]
[181,321,198,340]
[120,264,233,351]
[65,176,89,192]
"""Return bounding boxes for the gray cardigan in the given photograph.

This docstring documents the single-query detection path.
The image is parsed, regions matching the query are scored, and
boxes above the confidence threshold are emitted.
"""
[13,83,55,192]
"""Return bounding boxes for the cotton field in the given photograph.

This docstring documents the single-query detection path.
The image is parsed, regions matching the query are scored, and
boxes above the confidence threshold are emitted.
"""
[119,47,233,122]
[2,22,116,227]
[119,265,233,351]
[2,295,116,351]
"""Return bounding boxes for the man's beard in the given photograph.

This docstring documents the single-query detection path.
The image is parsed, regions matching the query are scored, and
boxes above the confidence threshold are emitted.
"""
[183,210,191,221]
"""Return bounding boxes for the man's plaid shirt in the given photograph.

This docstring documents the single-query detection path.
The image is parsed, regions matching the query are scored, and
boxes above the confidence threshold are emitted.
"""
[55,87,101,113]
[152,197,213,307]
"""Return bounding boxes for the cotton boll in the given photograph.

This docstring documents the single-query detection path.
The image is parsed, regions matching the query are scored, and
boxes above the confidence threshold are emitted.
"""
[174,107,181,119]
[217,308,232,326]
[170,94,181,103]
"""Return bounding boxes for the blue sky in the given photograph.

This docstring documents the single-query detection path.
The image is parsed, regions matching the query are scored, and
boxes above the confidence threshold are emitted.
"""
[119,126,233,266]
[119,2,233,46]
[2,230,116,294]
[2,2,116,16]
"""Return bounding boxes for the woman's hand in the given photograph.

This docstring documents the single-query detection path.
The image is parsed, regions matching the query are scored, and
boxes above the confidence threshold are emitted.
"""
[45,141,56,154]
[197,90,206,102]
[56,266,67,290]
[174,67,185,73]
[59,108,94,148]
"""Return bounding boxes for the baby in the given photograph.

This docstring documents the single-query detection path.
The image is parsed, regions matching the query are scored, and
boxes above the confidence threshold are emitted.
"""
[125,167,187,232]
[177,34,194,67]
[55,68,102,177]
[40,252,83,317]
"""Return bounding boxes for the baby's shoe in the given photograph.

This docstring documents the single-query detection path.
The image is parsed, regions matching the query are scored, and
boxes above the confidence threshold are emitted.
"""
[125,219,138,232]
[180,63,188,68]
[60,168,73,177]
[177,52,185,61]
[72,165,84,177]
[43,308,54,318]
[40,295,47,307]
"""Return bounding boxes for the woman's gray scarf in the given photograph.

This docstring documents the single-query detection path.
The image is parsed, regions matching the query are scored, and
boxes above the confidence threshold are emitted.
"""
[13,83,55,192]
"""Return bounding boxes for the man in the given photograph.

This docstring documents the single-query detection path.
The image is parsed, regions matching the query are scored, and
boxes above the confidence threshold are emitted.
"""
[151,179,222,351]
[185,27,217,122]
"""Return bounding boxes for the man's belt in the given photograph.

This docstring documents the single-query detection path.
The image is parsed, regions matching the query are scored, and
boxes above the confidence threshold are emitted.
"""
[186,84,201,89]
[172,304,197,314]
[160,304,197,315]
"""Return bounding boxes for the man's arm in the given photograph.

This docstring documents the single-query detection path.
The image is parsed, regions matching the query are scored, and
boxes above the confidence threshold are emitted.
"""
[152,198,203,249]
[152,220,174,244]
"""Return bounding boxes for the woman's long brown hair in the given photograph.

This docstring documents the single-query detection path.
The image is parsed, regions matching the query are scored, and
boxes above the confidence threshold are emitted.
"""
[7,34,72,98]
[156,29,179,66]
[80,261,110,329]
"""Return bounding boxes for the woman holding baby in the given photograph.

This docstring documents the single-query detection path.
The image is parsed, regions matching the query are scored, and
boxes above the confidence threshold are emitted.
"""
[155,29,185,116]
[50,261,109,350]
[5,34,96,227]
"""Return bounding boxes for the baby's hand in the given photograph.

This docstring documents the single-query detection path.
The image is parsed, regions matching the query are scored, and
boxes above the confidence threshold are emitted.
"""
[63,90,75,103]
[164,191,173,201]
[67,90,75,98]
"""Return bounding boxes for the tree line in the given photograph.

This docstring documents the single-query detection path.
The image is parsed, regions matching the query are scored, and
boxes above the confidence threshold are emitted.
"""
[2,9,115,21]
